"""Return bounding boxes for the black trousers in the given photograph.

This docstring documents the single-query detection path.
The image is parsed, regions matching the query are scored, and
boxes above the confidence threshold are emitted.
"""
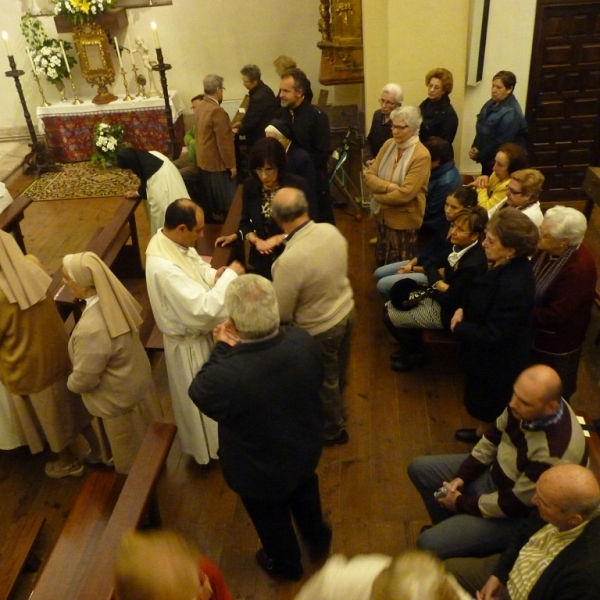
[240,472,329,575]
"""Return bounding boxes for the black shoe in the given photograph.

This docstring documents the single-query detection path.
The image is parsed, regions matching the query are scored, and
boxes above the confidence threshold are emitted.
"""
[307,523,332,562]
[390,349,408,361]
[454,428,482,444]
[391,353,426,372]
[255,548,303,581]
[323,429,349,446]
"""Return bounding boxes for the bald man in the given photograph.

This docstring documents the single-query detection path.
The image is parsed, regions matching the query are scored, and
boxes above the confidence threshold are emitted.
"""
[446,464,600,600]
[408,365,588,559]
[271,187,355,446]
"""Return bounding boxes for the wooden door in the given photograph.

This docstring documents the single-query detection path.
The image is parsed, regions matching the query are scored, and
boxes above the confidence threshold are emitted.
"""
[526,0,600,200]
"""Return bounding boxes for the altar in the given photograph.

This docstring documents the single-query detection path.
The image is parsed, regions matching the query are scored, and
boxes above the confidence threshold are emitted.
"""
[36,91,186,163]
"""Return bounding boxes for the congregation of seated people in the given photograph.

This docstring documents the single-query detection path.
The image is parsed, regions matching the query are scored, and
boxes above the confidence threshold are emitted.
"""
[3,54,600,600]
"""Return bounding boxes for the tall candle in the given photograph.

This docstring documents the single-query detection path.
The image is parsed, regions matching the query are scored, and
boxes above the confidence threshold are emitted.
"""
[26,47,35,71]
[114,38,123,68]
[59,40,70,74]
[150,22,160,49]
[126,35,135,67]
[1,31,12,57]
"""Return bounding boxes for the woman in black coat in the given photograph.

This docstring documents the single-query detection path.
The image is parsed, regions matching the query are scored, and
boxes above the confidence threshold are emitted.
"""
[451,208,539,442]
[419,68,459,144]
[383,206,489,372]
[215,137,316,279]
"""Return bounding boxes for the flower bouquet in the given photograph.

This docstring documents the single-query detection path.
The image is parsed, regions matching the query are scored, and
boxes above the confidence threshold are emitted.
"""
[21,14,76,84]
[53,0,118,26]
[91,122,125,169]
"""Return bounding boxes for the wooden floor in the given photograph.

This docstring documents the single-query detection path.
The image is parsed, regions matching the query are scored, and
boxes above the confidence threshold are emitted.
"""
[2,171,600,599]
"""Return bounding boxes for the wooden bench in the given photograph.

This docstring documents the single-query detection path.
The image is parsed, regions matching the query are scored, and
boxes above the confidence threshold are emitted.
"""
[0,195,33,254]
[0,515,45,600]
[575,410,600,483]
[30,421,177,600]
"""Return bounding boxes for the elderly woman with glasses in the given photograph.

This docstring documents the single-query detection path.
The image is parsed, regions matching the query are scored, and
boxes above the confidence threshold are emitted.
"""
[451,208,538,442]
[418,68,459,144]
[365,106,431,265]
[363,83,404,167]
[215,137,316,279]
[487,168,544,226]
[531,206,597,400]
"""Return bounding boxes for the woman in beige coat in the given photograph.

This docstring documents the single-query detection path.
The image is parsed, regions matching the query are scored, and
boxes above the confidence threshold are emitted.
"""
[63,252,163,474]
[365,105,431,266]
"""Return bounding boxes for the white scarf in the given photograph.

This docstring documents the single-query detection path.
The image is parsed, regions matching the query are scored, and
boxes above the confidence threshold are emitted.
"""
[372,136,420,215]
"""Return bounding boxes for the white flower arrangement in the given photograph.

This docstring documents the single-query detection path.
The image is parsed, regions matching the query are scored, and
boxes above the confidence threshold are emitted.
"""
[91,121,125,169]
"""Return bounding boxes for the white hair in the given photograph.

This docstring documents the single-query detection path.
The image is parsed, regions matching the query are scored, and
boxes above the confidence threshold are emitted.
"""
[542,205,587,247]
[390,105,423,135]
[381,83,404,104]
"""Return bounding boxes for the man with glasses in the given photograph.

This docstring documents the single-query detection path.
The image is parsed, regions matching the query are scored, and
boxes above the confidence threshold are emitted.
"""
[195,74,237,221]
[363,83,403,166]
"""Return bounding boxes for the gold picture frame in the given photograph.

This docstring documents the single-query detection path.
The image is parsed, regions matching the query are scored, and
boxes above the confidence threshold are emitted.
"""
[73,21,117,104]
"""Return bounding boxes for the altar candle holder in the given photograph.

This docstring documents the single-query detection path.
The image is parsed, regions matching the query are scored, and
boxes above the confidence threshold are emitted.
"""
[152,47,179,160]
[4,54,60,175]
[120,67,133,101]
[32,69,50,107]
[68,72,82,105]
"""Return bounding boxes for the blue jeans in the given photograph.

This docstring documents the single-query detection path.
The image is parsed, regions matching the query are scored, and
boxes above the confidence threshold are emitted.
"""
[407,454,526,558]
[373,261,428,300]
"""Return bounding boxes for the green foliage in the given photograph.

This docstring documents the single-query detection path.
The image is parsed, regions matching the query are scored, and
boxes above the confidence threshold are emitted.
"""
[91,121,125,169]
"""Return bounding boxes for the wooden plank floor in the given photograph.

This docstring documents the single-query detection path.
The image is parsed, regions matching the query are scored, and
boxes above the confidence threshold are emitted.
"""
[2,174,600,599]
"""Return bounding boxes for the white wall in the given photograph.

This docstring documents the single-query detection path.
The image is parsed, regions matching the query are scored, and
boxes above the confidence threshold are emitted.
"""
[0,0,328,135]
[459,0,537,174]
[362,0,537,173]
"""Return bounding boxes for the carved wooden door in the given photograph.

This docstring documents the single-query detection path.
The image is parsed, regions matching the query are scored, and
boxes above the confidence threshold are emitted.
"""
[526,0,600,199]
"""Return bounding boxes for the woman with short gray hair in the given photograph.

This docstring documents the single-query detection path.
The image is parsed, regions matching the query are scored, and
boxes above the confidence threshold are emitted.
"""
[365,106,431,265]
[531,206,597,399]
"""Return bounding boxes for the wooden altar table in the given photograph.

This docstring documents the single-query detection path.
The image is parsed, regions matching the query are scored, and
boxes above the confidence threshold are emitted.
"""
[36,91,186,163]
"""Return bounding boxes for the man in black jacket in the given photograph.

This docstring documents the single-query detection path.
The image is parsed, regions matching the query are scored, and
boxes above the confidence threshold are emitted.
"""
[232,64,277,149]
[188,274,331,582]
[445,463,600,599]
[277,68,333,224]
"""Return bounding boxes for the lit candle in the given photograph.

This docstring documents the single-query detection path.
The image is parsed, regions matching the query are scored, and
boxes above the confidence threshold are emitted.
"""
[1,31,12,57]
[150,21,160,49]
[26,47,35,71]
[114,38,123,68]
[59,40,70,74]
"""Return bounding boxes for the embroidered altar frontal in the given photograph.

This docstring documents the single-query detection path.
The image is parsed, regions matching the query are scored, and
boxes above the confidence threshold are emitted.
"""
[37,91,186,163]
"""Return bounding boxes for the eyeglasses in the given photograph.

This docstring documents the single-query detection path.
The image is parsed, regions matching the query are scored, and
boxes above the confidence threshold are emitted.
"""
[506,186,523,195]
[254,167,277,175]
[391,124,410,131]
[379,99,398,107]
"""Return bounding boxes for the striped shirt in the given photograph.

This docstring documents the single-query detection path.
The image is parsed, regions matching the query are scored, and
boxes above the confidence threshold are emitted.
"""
[507,521,586,600]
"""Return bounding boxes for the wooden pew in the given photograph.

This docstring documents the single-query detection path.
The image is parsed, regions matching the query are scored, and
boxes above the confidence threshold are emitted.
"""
[576,410,600,483]
[0,515,45,600]
[49,196,143,320]
[30,421,177,600]
[0,195,33,254]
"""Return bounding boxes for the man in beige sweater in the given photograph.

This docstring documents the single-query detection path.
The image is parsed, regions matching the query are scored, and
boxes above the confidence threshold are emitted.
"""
[271,188,355,445]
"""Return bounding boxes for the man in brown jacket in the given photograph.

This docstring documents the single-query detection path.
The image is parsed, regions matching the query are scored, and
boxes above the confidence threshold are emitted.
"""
[195,74,237,218]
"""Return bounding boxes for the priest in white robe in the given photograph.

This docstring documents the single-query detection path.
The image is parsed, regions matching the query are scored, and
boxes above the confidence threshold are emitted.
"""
[146,199,244,464]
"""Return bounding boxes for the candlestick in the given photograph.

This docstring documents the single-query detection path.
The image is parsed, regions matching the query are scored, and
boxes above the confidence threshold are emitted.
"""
[59,41,70,74]
[68,72,81,104]
[2,31,12,56]
[150,22,160,49]
[4,53,60,175]
[152,47,178,159]
[31,68,50,107]
[120,67,132,101]
[114,38,123,69]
